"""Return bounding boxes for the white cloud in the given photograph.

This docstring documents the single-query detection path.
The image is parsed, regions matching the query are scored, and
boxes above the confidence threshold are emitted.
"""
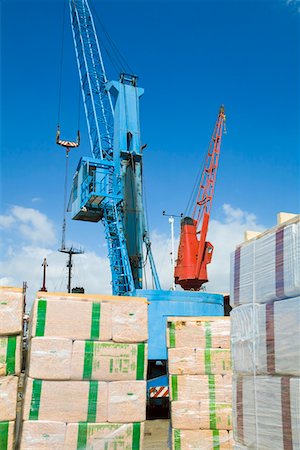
[0,214,15,228]
[31,197,41,203]
[204,204,264,293]
[0,203,265,309]
[1,206,56,245]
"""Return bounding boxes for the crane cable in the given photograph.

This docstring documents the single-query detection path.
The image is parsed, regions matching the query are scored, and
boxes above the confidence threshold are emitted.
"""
[57,0,67,127]
[89,0,135,76]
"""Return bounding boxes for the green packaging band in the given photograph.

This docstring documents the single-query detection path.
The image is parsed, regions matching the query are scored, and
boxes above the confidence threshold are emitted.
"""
[0,336,17,375]
[173,428,181,450]
[6,336,17,375]
[169,322,176,348]
[82,342,146,380]
[0,421,9,450]
[77,422,141,450]
[87,381,98,422]
[29,380,99,422]
[90,303,101,340]
[35,300,47,336]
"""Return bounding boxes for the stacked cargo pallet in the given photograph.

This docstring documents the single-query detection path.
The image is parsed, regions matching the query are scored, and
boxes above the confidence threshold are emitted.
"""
[19,291,148,449]
[230,213,300,449]
[0,286,24,450]
[167,316,233,450]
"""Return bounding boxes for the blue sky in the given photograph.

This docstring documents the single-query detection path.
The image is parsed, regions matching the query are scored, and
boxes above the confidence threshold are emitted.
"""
[0,0,299,299]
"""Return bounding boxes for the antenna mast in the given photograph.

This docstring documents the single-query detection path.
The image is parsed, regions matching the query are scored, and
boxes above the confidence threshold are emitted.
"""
[57,128,84,293]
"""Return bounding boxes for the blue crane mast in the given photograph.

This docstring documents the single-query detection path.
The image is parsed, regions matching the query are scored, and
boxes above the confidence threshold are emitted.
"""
[69,0,160,295]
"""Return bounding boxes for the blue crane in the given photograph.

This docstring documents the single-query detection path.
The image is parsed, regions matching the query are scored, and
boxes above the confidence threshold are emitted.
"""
[69,0,160,294]
[68,0,225,404]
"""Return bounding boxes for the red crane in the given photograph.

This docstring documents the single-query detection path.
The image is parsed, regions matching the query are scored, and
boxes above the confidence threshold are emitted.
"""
[174,106,226,290]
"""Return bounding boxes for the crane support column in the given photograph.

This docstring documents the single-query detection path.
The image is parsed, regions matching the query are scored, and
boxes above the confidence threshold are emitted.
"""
[107,76,145,289]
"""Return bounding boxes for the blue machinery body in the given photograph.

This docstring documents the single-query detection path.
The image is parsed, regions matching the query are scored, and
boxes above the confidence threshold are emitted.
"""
[69,0,224,397]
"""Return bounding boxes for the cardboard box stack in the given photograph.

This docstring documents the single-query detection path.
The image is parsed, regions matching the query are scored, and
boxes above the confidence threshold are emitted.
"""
[0,286,24,450]
[167,316,233,449]
[230,213,300,450]
[19,292,148,449]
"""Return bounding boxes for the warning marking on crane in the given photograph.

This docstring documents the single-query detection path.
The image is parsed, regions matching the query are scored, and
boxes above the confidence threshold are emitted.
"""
[149,386,169,398]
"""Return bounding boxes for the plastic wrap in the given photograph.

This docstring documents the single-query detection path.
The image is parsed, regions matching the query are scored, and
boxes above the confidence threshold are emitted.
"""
[172,429,233,449]
[30,296,148,343]
[22,378,146,424]
[167,317,230,349]
[0,335,22,376]
[30,298,112,340]
[233,375,300,450]
[72,341,147,381]
[110,301,148,343]
[168,348,231,375]
[27,338,72,380]
[231,297,300,376]
[66,422,144,449]
[22,379,108,422]
[20,421,144,450]
[0,376,18,421]
[169,375,232,407]
[171,400,232,430]
[35,292,148,343]
[107,381,146,423]
[230,218,300,307]
[0,420,15,450]
[20,421,66,449]
[27,338,148,381]
[0,287,24,335]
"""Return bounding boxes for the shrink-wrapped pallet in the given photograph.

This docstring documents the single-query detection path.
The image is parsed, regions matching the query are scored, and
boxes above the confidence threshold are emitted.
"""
[65,422,144,449]
[0,376,18,421]
[20,421,66,450]
[167,317,230,349]
[172,429,233,449]
[0,420,15,450]
[233,375,300,450]
[0,287,24,335]
[168,347,231,375]
[231,297,300,376]
[169,374,232,402]
[171,400,232,430]
[230,216,300,307]
[0,335,22,376]
[22,378,108,422]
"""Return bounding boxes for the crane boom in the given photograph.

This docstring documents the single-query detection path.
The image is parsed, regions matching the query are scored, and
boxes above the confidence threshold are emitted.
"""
[174,106,226,290]
[70,0,114,160]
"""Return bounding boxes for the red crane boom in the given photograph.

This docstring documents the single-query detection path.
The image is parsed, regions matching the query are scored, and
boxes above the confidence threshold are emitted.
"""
[174,105,226,290]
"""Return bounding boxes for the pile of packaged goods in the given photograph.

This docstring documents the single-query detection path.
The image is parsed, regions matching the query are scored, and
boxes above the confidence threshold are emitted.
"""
[230,214,300,450]
[19,292,148,449]
[0,286,24,450]
[167,316,233,450]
